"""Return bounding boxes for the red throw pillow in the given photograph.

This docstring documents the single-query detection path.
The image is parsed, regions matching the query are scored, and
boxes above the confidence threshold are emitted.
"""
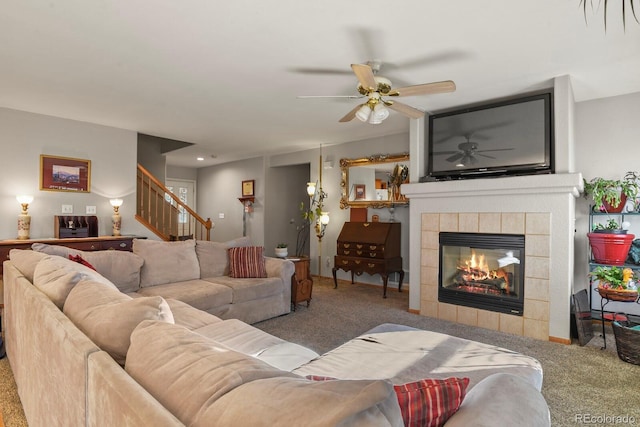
[228,246,267,278]
[306,375,469,427]
[394,377,469,427]
[68,254,97,271]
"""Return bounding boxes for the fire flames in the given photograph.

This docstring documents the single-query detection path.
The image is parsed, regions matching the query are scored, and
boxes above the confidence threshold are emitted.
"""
[458,251,510,291]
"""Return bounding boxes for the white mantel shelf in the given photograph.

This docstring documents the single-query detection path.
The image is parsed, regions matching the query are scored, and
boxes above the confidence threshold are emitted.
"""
[403,173,584,199]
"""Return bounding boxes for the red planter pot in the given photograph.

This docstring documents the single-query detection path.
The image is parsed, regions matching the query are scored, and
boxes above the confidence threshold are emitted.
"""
[600,194,628,213]
[588,232,635,265]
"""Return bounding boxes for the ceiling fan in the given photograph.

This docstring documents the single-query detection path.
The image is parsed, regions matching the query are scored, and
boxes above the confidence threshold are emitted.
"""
[298,61,456,124]
[433,136,514,167]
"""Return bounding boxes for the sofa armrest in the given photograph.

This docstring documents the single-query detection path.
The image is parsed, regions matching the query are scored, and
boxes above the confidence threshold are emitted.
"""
[264,257,294,304]
[444,373,550,427]
[264,257,294,281]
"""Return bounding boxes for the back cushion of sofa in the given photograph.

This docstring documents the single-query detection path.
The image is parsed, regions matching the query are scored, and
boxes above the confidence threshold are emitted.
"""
[9,249,48,282]
[31,243,145,293]
[33,255,117,309]
[196,237,251,277]
[125,320,297,426]
[64,280,174,365]
[133,239,200,288]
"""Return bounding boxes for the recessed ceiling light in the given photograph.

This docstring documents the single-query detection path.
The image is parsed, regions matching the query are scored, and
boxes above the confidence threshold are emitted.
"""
[196,157,204,161]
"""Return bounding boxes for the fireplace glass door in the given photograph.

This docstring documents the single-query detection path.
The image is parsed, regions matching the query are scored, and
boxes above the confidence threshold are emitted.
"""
[439,232,525,315]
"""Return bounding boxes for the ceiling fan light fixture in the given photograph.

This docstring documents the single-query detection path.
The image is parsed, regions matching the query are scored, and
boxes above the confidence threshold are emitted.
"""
[368,103,389,124]
[355,104,372,122]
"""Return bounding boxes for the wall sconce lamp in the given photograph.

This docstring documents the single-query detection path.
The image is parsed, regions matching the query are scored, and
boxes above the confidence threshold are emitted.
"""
[109,198,123,236]
[316,211,330,240]
[16,195,34,240]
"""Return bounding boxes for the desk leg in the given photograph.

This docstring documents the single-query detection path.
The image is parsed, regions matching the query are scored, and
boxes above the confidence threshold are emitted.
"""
[332,267,338,289]
[382,274,389,298]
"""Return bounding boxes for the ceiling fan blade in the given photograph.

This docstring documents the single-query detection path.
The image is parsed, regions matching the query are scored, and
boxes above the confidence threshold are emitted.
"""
[297,95,363,99]
[385,101,425,119]
[339,104,364,123]
[388,80,456,97]
[476,148,515,153]
[477,153,496,159]
[432,151,459,156]
[288,67,352,75]
[445,152,464,163]
[351,64,377,91]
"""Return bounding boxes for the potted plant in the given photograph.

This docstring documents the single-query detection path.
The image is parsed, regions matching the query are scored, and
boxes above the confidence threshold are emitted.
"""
[589,265,638,301]
[591,218,628,235]
[275,243,288,258]
[583,171,640,214]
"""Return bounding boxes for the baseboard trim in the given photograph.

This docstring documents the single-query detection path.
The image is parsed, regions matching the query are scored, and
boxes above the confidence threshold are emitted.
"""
[549,336,571,345]
[408,308,420,315]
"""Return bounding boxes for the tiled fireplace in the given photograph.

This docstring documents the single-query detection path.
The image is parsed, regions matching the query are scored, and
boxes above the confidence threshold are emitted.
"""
[403,173,583,343]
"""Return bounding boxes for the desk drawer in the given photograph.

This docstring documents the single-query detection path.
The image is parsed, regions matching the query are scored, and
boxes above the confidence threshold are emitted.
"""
[337,242,386,258]
[334,256,387,274]
[58,228,89,239]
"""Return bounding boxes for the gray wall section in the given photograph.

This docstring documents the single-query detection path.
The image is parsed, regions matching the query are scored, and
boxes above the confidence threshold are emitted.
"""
[196,156,265,245]
[0,107,153,239]
[137,134,166,182]
[264,163,310,258]
[167,165,198,181]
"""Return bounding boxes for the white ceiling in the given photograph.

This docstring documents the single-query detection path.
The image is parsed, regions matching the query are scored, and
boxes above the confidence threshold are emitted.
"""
[2,1,639,168]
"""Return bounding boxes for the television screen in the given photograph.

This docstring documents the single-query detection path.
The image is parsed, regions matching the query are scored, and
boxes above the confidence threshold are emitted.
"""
[426,91,553,180]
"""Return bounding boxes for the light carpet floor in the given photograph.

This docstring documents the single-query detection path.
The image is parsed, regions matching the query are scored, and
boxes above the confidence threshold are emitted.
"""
[1,277,638,427]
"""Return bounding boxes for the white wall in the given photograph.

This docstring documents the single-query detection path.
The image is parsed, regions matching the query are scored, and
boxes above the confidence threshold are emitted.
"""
[574,91,640,316]
[0,108,152,240]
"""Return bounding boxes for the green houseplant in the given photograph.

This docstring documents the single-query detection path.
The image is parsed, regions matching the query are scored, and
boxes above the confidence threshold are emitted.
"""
[583,171,640,213]
[589,265,638,301]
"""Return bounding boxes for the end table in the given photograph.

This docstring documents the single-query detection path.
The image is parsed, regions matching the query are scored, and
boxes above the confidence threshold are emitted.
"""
[288,256,313,310]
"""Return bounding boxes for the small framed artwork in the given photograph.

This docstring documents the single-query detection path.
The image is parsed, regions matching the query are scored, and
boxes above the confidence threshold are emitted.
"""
[242,179,255,197]
[40,155,91,193]
[355,184,366,200]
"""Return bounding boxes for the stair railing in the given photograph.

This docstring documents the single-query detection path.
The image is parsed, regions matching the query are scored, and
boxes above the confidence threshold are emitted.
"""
[136,164,213,241]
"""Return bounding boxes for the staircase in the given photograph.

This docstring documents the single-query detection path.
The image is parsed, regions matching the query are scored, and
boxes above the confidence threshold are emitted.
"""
[136,164,213,241]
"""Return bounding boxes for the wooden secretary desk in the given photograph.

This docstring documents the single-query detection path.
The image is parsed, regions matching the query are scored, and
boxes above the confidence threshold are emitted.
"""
[332,221,404,298]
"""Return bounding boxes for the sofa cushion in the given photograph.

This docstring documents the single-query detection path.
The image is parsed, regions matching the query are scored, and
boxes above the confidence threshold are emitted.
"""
[197,376,403,426]
[125,320,299,426]
[33,255,116,309]
[165,298,223,330]
[393,377,469,427]
[136,279,233,313]
[193,318,319,371]
[444,373,550,427]
[228,246,267,278]
[31,242,145,293]
[196,237,251,278]
[64,280,174,365]
[203,276,283,303]
[8,249,48,282]
[133,239,200,288]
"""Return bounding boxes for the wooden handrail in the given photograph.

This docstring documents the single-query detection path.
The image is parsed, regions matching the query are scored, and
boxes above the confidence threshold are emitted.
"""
[136,164,213,241]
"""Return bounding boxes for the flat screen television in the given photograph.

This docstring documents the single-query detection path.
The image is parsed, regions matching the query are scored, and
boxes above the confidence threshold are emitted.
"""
[425,91,554,181]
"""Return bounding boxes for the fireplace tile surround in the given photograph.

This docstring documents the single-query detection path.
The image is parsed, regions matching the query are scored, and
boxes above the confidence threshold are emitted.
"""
[403,173,583,343]
[421,212,550,340]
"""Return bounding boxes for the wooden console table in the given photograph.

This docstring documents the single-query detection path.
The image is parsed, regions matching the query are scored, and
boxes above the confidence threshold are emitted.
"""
[0,236,141,277]
[333,222,403,298]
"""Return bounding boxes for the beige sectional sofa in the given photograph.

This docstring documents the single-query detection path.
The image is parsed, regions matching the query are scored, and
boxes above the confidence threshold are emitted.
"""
[31,237,294,324]
[3,246,551,427]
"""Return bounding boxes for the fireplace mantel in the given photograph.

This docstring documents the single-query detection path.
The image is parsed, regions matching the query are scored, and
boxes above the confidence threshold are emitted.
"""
[403,173,583,200]
[403,173,583,343]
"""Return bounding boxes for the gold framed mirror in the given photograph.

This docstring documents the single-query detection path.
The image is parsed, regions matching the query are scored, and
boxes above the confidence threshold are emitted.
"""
[339,153,410,209]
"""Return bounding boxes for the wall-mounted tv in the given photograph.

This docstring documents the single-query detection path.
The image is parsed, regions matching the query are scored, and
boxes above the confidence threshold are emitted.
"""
[425,91,554,181]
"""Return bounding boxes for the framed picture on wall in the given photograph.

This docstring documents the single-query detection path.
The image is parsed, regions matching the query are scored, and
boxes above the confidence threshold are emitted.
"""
[242,179,255,197]
[355,184,366,200]
[40,155,91,192]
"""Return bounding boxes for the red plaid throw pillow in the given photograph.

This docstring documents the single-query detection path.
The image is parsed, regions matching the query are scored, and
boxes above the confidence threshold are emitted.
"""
[228,246,267,278]
[394,377,469,427]
[68,254,97,271]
